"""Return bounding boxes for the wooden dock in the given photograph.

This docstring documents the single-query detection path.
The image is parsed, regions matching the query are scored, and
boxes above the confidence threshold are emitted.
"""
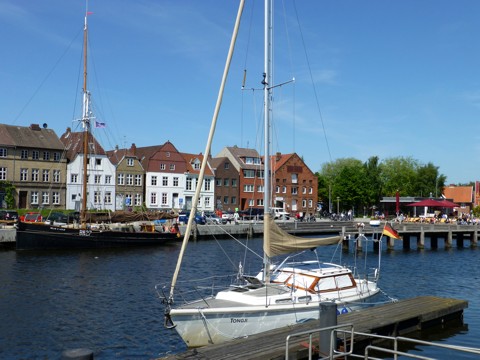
[160,296,467,360]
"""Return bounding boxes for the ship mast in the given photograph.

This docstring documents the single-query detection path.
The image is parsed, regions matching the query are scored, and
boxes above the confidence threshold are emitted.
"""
[80,5,90,227]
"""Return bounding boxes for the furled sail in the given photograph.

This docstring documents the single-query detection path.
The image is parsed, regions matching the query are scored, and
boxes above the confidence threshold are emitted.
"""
[264,216,341,257]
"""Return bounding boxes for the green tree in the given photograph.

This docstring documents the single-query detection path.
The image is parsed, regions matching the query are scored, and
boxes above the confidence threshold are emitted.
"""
[0,181,16,209]
[379,157,419,196]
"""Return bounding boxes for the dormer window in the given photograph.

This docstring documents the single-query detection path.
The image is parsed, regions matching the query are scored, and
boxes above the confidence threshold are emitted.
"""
[127,158,134,166]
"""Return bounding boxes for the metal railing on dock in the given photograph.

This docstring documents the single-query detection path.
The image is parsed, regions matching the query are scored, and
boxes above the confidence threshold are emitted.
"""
[286,324,480,360]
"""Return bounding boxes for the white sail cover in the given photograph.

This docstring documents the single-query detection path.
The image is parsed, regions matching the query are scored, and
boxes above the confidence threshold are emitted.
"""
[264,216,342,257]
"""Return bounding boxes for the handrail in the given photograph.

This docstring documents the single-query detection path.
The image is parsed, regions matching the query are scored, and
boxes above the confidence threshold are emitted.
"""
[286,324,480,360]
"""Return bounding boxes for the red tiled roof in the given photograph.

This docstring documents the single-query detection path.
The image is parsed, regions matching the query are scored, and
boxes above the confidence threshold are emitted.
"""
[443,186,473,203]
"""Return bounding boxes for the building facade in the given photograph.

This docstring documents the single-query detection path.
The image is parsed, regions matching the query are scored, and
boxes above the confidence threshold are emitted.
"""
[0,123,67,209]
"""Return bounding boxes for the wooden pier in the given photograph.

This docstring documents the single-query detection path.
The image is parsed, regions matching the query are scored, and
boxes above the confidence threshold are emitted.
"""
[160,296,467,360]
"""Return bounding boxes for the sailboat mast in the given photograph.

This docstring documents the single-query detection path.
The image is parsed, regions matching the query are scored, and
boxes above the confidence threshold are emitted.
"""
[81,7,90,226]
[262,0,273,283]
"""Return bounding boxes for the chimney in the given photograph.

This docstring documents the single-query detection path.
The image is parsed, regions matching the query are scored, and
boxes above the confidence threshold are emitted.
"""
[66,127,71,134]
[30,124,41,131]
[276,152,282,161]
[130,143,137,156]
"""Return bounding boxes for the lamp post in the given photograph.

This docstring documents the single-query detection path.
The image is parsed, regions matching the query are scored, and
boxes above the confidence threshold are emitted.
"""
[336,196,340,214]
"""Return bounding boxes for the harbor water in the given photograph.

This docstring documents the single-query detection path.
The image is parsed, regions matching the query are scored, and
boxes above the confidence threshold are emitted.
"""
[0,234,479,359]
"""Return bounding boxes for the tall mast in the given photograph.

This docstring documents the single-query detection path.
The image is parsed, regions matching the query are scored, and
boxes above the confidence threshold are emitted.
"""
[262,0,273,282]
[81,5,90,226]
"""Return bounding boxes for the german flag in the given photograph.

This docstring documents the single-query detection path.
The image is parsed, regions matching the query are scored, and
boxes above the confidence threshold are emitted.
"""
[382,223,402,240]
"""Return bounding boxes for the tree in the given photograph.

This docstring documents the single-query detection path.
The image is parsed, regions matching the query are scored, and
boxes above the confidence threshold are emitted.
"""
[379,157,419,196]
[0,181,16,209]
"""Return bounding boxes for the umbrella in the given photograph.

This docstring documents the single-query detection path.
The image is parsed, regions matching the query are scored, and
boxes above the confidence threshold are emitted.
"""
[406,199,450,207]
[438,199,459,208]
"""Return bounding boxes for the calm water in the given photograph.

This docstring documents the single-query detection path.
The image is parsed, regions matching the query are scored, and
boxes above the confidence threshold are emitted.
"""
[0,235,479,359]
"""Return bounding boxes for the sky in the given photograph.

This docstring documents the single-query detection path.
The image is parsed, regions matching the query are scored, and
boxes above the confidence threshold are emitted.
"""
[1,0,480,185]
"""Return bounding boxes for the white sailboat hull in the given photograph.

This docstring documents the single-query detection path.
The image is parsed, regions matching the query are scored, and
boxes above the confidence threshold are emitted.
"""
[170,282,379,347]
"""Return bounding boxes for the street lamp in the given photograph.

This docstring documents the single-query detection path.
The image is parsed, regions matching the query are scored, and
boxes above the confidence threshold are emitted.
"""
[337,196,340,214]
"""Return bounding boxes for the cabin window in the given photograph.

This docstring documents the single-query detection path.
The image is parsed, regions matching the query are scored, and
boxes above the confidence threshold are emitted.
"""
[286,274,317,291]
[316,274,355,292]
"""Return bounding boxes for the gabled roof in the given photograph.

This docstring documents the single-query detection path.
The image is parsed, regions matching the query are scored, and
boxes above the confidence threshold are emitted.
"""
[216,146,262,171]
[443,186,473,203]
[106,144,138,165]
[59,128,106,161]
[0,123,64,150]
[181,153,214,176]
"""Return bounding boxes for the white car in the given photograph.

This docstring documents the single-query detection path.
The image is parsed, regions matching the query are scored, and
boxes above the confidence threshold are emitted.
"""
[270,207,290,220]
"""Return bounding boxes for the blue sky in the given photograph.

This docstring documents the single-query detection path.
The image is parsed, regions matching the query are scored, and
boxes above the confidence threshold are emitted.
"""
[2,0,479,184]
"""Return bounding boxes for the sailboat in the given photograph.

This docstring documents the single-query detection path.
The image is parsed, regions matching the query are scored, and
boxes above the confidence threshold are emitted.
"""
[16,5,181,251]
[158,0,382,348]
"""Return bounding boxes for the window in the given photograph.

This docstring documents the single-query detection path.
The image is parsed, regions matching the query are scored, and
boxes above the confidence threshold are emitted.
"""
[291,173,298,184]
[170,164,175,171]
[42,191,49,205]
[223,178,229,186]
[104,192,112,204]
[161,193,168,205]
[309,187,313,194]
[42,169,49,182]
[127,158,134,166]
[231,179,237,187]
[193,162,200,170]
[94,191,101,204]
[134,193,142,206]
[0,148,7,157]
[204,178,211,191]
[303,187,307,194]
[151,176,157,186]
[173,177,179,186]
[276,186,280,193]
[32,169,39,182]
[71,174,78,183]
[244,157,261,165]
[257,185,264,193]
[95,158,101,166]
[244,184,254,192]
[52,192,60,205]
[186,177,192,190]
[117,173,125,185]
[308,199,313,208]
[248,199,255,207]
[282,186,286,193]
[135,174,142,186]
[53,170,60,183]
[54,152,60,161]
[160,164,166,170]
[205,197,211,207]
[291,187,298,195]
[150,192,157,205]
[256,170,264,179]
[302,199,307,207]
[243,170,255,178]
[162,176,168,186]
[125,194,132,206]
[256,199,264,206]
[95,175,102,184]
[105,175,112,184]
[20,169,28,181]
[126,174,133,185]
[224,162,230,169]
[230,197,236,205]
[166,152,170,157]
[43,151,50,160]
[31,191,39,204]
[21,150,28,159]
[216,179,222,186]
[223,196,229,204]
[0,167,6,181]
[32,150,39,160]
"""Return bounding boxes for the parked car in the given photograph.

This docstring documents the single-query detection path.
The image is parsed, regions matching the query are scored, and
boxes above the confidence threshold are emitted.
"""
[270,207,290,220]
[239,208,264,220]
[221,212,234,223]
[0,210,19,221]
[178,212,206,225]
[44,212,69,226]
[21,212,43,222]
[205,213,224,225]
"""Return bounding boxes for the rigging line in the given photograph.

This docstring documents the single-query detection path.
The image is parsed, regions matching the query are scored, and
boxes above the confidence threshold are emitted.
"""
[13,28,83,125]
[292,0,333,162]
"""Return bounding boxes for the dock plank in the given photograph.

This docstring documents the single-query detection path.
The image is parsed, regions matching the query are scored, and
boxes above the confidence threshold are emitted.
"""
[160,296,467,360]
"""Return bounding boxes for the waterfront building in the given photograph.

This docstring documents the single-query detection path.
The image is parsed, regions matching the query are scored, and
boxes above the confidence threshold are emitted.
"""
[106,143,145,210]
[60,127,116,211]
[0,123,67,209]
[271,152,318,217]
[181,152,215,213]
[209,156,240,212]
